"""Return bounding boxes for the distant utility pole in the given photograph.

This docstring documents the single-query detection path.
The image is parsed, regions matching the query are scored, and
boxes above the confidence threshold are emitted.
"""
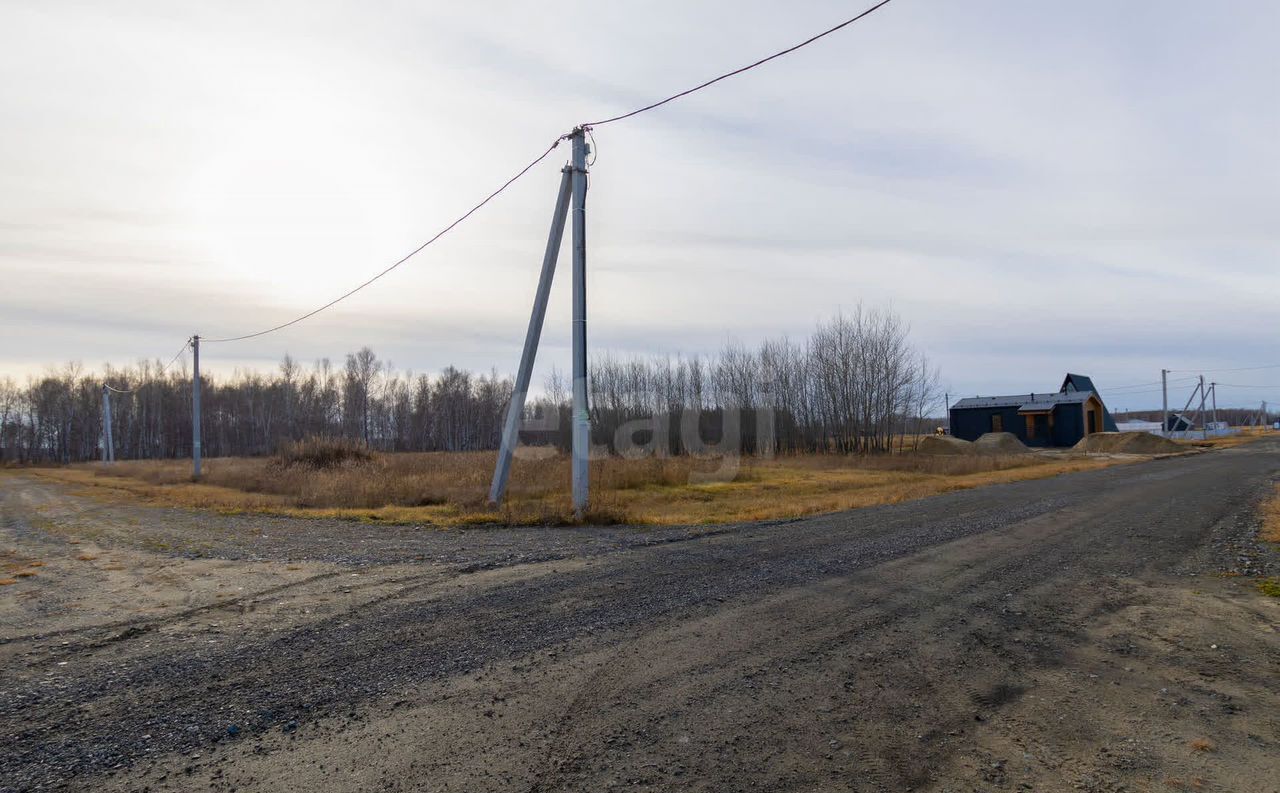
[1172,377,1204,438]
[1209,381,1218,429]
[1161,369,1168,436]
[1198,374,1207,440]
[192,335,202,479]
[489,127,592,517]
[101,385,114,464]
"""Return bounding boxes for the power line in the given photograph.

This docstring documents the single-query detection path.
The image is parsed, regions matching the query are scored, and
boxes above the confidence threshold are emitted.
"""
[158,339,191,375]
[1107,376,1197,393]
[102,339,188,393]
[584,0,896,127]
[1168,363,1280,374]
[201,136,570,344]
[184,2,898,345]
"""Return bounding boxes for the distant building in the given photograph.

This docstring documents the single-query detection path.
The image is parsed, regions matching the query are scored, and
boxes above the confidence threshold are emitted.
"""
[1165,413,1194,432]
[1117,420,1162,433]
[949,373,1115,448]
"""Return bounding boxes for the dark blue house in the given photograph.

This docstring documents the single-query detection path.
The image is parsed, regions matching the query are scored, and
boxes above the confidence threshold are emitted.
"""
[949,373,1116,448]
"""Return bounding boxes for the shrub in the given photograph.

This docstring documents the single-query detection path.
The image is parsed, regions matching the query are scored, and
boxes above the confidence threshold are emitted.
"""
[274,437,376,469]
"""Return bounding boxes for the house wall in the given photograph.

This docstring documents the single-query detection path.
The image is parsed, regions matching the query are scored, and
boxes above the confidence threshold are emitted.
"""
[950,406,1029,443]
[1052,404,1085,446]
[950,404,1087,447]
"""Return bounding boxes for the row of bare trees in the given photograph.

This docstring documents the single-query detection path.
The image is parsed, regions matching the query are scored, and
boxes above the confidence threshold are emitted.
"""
[581,306,941,454]
[0,308,942,463]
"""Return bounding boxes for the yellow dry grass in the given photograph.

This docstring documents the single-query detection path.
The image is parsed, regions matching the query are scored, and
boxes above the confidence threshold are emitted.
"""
[1261,481,1280,545]
[18,447,1138,527]
[1175,427,1270,450]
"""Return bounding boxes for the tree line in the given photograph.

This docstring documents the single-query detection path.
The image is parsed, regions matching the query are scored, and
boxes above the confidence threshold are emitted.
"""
[0,307,942,464]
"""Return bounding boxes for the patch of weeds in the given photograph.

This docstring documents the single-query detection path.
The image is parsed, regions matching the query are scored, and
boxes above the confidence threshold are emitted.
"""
[1188,738,1216,752]
[75,554,98,561]
[0,578,18,586]
[15,571,37,578]
[1257,578,1280,598]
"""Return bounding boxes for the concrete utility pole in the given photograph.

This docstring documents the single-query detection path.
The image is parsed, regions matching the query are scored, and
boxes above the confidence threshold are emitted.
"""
[489,167,573,506]
[1209,381,1218,429]
[1198,374,1207,440]
[487,128,592,516]
[1161,369,1168,436]
[192,335,201,479]
[101,385,114,464]
[570,128,590,518]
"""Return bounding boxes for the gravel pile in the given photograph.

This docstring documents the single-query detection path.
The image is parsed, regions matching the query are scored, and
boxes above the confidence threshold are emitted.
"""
[1074,431,1183,454]
[974,432,1031,455]
[917,435,975,455]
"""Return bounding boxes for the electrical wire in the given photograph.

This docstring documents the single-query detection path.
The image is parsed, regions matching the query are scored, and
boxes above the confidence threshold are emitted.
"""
[1106,376,1197,393]
[1167,363,1280,374]
[158,338,191,375]
[185,2,897,345]
[102,339,189,392]
[201,136,571,344]
[583,0,896,127]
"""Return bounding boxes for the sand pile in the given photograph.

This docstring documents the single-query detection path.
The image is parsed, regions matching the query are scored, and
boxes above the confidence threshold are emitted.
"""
[974,432,1031,455]
[1073,431,1183,454]
[918,435,975,455]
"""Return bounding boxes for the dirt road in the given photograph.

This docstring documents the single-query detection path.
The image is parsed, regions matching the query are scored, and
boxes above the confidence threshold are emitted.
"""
[2,443,1278,792]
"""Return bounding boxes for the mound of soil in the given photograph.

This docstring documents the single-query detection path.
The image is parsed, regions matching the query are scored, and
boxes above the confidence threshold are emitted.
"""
[974,432,1031,455]
[1073,431,1183,455]
[918,435,975,455]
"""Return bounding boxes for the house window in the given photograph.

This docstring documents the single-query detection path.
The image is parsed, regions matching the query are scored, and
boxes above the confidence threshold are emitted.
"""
[992,414,1003,433]
[1026,415,1036,439]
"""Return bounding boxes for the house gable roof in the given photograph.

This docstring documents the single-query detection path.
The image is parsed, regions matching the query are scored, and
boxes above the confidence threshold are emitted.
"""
[1061,373,1098,394]
[951,391,1093,411]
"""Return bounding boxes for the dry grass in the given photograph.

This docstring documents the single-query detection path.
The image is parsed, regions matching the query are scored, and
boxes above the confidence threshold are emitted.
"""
[1175,427,1271,450]
[20,443,1139,527]
[2,550,44,582]
[1188,738,1216,753]
[1260,481,1280,545]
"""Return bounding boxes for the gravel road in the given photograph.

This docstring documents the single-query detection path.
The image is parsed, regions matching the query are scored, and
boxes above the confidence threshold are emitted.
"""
[2,442,1278,792]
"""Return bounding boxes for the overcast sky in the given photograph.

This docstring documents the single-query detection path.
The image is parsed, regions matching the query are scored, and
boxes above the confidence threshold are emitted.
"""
[2,0,1277,410]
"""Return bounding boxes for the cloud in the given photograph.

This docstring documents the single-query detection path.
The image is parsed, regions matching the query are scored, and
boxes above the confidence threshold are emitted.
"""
[0,0,1276,407]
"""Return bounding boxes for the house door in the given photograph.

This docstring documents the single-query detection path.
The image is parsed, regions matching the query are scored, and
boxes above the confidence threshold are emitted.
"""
[1087,409,1097,434]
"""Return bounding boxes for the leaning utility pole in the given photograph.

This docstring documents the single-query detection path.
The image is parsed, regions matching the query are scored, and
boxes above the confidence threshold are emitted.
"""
[101,385,114,464]
[192,335,202,479]
[489,166,573,505]
[1197,374,1207,440]
[488,128,592,516]
[1161,369,1168,436]
[569,128,589,518]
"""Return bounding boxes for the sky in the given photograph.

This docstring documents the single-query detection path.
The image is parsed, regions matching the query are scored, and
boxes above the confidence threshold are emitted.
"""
[1,0,1277,411]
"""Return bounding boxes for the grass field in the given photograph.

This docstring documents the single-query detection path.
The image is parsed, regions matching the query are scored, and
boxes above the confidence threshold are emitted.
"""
[21,443,1143,527]
[1175,427,1273,450]
[1261,480,1280,545]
